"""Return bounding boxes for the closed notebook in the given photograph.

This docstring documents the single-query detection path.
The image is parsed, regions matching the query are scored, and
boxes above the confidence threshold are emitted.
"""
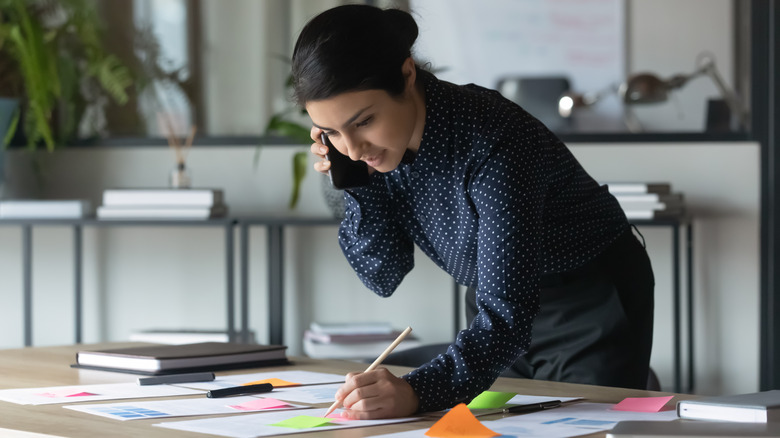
[74,342,288,375]
[677,390,780,423]
[606,420,780,437]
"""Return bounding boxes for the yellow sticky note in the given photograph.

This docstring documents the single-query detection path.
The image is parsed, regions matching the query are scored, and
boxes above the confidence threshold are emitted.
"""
[466,391,517,409]
[425,403,500,438]
[271,415,333,429]
[242,378,300,387]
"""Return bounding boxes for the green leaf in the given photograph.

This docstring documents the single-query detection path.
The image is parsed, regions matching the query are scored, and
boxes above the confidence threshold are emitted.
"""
[288,151,308,209]
[2,107,19,147]
[265,116,311,144]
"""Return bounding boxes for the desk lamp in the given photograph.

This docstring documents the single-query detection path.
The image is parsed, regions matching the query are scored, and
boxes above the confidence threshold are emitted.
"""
[558,54,748,132]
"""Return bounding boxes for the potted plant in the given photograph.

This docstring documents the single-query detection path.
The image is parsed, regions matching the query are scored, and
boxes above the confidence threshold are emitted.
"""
[264,106,310,210]
[265,109,346,217]
[263,69,313,210]
[0,0,133,151]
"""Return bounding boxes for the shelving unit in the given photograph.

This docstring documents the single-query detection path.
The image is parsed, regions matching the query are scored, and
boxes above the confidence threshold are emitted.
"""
[0,218,236,347]
[0,214,692,392]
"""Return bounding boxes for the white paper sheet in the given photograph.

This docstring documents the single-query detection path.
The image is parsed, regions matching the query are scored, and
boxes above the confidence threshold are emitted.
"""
[64,396,309,421]
[506,395,583,405]
[176,370,344,391]
[373,402,679,437]
[268,383,341,404]
[483,402,678,437]
[0,383,203,405]
[155,407,421,438]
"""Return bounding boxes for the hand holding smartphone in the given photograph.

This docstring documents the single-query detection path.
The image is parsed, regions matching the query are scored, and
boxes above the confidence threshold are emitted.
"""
[321,133,371,189]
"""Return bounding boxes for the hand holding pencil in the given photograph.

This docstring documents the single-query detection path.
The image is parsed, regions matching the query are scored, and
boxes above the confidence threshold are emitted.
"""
[324,326,418,420]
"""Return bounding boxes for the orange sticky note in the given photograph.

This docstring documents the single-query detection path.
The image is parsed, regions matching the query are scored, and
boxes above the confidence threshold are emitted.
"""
[425,403,500,438]
[242,378,299,388]
[612,395,674,412]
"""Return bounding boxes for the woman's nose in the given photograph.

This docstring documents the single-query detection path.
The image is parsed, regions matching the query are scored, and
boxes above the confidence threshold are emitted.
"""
[343,136,364,162]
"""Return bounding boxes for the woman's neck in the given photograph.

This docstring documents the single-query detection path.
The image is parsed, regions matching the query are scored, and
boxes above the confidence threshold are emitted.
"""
[407,77,427,153]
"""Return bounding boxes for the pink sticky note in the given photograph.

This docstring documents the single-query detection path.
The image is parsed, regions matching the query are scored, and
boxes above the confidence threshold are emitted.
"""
[325,412,353,422]
[612,395,674,412]
[228,397,291,411]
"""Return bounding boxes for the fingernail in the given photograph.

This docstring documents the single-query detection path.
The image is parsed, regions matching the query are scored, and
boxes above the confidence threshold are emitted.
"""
[320,146,327,153]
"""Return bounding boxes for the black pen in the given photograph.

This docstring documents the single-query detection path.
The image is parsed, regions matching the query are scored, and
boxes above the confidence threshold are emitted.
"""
[503,400,561,415]
[206,383,273,398]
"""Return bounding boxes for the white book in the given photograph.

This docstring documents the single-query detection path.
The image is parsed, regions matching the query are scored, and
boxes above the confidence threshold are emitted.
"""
[604,182,672,195]
[613,193,683,204]
[309,321,394,335]
[102,189,223,207]
[129,329,254,345]
[623,210,683,220]
[0,200,91,219]
[302,337,421,360]
[607,420,780,437]
[677,390,780,423]
[618,201,667,211]
[96,205,227,220]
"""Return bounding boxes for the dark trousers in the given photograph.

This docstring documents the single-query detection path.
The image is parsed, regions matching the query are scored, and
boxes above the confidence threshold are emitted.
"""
[465,227,655,390]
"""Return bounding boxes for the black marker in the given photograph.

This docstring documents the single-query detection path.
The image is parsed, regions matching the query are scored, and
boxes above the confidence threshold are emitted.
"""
[502,400,561,415]
[206,383,273,398]
[137,372,215,386]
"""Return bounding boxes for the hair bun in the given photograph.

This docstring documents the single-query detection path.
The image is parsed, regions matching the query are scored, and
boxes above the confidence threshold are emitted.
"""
[383,9,419,52]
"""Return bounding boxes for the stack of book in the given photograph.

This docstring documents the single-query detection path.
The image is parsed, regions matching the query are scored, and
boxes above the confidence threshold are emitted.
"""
[74,341,288,375]
[129,328,256,345]
[302,321,421,360]
[96,188,227,220]
[605,182,685,220]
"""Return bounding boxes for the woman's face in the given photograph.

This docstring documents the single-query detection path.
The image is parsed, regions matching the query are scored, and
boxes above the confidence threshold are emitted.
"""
[305,61,424,173]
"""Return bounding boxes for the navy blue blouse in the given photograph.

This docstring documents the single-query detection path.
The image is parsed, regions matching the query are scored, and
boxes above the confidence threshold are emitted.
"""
[338,70,628,412]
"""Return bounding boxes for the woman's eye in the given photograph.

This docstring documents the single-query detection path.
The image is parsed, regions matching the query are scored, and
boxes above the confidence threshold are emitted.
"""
[355,116,373,128]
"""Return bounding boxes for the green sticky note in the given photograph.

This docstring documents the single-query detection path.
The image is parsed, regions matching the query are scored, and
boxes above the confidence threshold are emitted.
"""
[271,415,333,429]
[466,391,517,409]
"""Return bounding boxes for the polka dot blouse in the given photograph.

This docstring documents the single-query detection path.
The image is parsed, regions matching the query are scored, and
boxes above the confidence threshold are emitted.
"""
[337,70,629,412]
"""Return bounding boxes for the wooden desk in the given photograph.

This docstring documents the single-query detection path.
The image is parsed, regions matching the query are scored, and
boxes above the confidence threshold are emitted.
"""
[0,344,688,438]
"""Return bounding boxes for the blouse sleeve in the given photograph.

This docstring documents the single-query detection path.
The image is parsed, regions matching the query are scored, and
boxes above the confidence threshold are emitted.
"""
[338,173,415,297]
[402,137,547,412]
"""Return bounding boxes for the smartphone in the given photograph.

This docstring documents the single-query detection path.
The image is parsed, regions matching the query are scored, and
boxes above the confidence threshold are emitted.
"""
[321,133,371,189]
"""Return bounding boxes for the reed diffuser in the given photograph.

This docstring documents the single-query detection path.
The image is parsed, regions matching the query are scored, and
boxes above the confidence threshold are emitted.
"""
[166,124,196,189]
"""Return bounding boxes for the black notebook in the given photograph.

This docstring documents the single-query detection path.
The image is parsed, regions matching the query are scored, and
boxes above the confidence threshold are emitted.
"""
[73,342,288,375]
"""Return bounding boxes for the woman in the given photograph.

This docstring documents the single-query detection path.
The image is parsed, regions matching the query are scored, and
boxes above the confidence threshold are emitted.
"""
[292,4,654,419]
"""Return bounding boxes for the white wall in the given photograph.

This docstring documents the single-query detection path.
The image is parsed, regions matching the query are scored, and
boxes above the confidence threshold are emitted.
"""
[0,140,760,397]
[0,0,758,398]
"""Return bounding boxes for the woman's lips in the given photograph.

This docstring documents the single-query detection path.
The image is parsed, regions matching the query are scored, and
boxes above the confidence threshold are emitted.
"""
[362,150,384,168]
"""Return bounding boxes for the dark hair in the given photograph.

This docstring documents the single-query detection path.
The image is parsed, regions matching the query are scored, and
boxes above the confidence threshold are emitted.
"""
[291,4,419,106]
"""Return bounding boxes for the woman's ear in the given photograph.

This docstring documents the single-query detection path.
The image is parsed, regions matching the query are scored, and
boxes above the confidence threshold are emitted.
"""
[402,57,417,90]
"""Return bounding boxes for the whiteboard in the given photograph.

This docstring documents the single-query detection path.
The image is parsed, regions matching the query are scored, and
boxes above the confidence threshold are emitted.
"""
[411,0,626,130]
